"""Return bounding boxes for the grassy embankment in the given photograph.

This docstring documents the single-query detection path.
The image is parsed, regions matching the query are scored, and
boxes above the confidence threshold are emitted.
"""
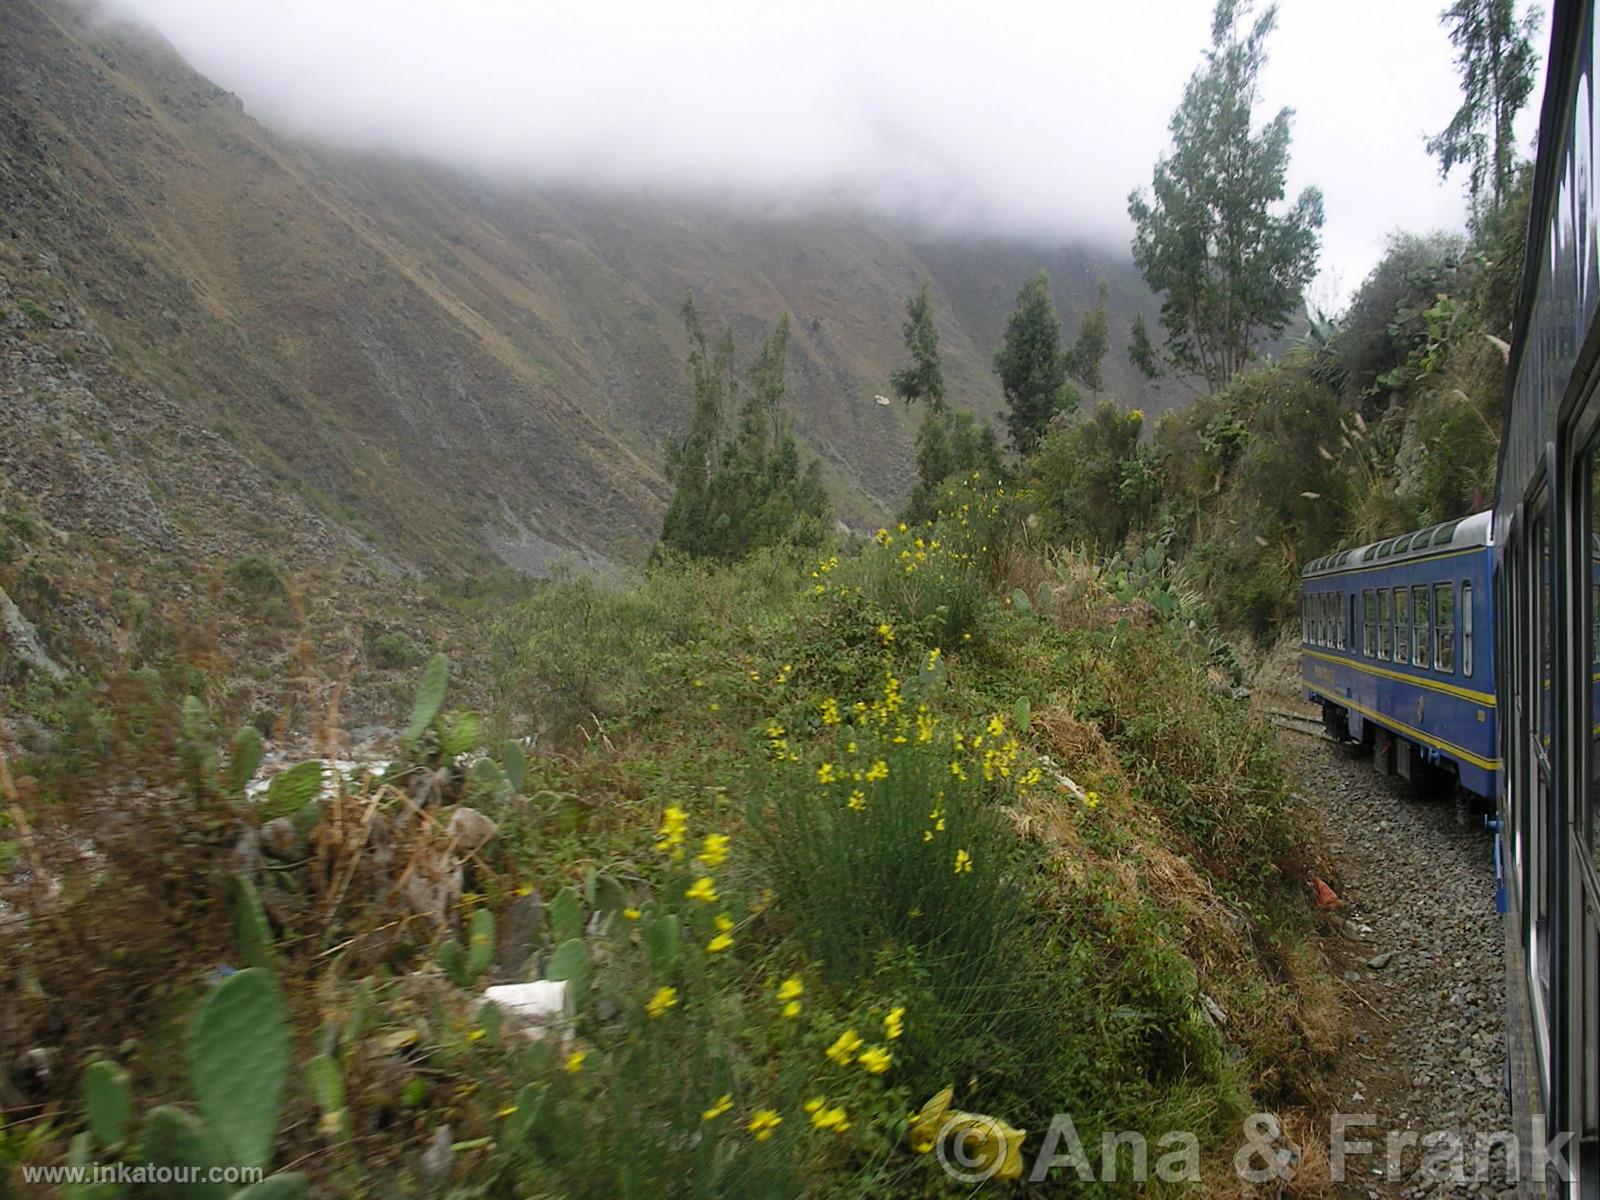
[1,478,1337,1196]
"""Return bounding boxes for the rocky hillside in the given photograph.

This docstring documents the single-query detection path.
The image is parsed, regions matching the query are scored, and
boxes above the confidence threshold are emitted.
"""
[1,0,1164,586]
[0,0,1164,592]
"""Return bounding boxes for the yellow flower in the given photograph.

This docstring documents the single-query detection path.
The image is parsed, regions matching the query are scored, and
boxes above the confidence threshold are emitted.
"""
[655,805,689,856]
[816,762,836,785]
[707,932,734,953]
[685,875,719,903]
[857,1044,893,1074]
[1085,790,1101,810]
[715,913,734,932]
[699,833,730,869]
[782,1000,802,1019]
[987,714,1006,737]
[702,1094,733,1121]
[876,621,895,644]
[864,759,888,782]
[953,849,973,874]
[747,1109,783,1141]
[819,697,842,725]
[777,976,804,1002]
[811,1103,850,1131]
[646,986,678,1019]
[466,1029,486,1042]
[846,789,867,812]
[564,1050,586,1073]
[884,1006,905,1039]
[825,1029,863,1066]
[622,906,642,920]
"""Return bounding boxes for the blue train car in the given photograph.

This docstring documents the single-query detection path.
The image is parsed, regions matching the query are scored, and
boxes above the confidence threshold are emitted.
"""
[1299,511,1498,799]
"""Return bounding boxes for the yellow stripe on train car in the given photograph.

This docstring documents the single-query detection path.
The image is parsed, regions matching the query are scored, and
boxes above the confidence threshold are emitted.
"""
[1301,649,1496,707]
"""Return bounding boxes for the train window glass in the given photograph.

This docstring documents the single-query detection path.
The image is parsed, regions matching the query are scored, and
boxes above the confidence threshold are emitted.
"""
[1433,582,1455,674]
[1378,588,1392,661]
[1412,585,1431,668]
[1350,594,1358,652]
[1363,590,1376,656]
[1317,594,1326,647]
[1337,593,1346,649]
[1461,582,1472,677]
[1394,587,1409,664]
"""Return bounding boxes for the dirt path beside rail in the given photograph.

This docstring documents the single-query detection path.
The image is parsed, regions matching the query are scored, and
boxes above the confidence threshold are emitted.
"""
[1281,732,1517,1200]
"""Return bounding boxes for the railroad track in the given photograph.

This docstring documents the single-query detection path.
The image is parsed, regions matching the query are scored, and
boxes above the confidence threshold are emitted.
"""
[1263,708,1329,738]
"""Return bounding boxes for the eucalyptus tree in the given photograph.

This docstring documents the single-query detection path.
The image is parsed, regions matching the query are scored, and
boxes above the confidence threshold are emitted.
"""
[1127,0,1324,392]
[1426,0,1542,218]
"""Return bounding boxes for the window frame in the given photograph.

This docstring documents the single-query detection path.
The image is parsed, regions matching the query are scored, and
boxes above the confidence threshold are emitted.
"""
[1412,583,1432,669]
[1394,585,1410,665]
[1378,587,1392,661]
[1462,581,1473,677]
[1363,589,1377,657]
[1433,581,1455,675]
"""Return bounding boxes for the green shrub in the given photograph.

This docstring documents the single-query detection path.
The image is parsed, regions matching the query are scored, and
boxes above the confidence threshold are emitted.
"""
[371,630,424,669]
[227,553,285,597]
[17,298,50,327]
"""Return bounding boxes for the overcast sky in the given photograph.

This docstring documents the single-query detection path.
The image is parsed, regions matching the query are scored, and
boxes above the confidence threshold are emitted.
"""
[104,0,1551,310]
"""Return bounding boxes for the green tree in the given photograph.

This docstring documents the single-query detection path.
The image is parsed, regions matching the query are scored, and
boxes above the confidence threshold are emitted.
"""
[658,299,829,562]
[1066,280,1111,396]
[1034,402,1158,551]
[1426,0,1542,217]
[1128,314,1161,381]
[890,282,946,410]
[993,271,1076,455]
[1127,0,1324,391]
[903,410,1003,526]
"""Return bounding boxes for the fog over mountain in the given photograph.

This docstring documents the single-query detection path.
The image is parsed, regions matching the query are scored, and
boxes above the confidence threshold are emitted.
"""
[102,0,1548,306]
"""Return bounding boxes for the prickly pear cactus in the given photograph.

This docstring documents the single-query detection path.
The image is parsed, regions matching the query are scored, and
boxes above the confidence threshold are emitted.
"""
[500,739,527,793]
[437,936,468,986]
[642,912,681,974]
[140,1105,230,1197]
[233,876,276,973]
[544,938,590,1009]
[405,654,449,745]
[186,968,289,1172]
[466,908,496,981]
[303,1054,349,1140]
[260,761,323,820]
[223,725,265,800]
[547,886,582,944]
[82,1060,133,1147]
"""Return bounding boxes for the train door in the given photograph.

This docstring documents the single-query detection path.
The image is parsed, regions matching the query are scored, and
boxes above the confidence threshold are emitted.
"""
[1569,437,1600,1192]
[1529,499,1554,1086]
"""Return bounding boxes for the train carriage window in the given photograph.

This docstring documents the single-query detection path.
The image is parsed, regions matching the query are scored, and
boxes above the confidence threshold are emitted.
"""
[1394,587,1410,664]
[1350,594,1357,652]
[1301,594,1309,644]
[1433,582,1455,674]
[1363,589,1377,657]
[1337,592,1346,650]
[1318,594,1327,647]
[1461,582,1472,677]
[1378,588,1392,661]
[1412,584,1431,669]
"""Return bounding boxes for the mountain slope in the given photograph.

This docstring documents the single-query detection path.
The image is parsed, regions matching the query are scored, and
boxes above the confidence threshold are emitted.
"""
[0,0,1166,584]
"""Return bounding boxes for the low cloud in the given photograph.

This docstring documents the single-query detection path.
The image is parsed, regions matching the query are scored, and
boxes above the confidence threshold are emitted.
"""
[104,0,1548,302]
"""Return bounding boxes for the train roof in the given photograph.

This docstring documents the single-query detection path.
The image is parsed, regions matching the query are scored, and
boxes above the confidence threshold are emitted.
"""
[1300,510,1491,579]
